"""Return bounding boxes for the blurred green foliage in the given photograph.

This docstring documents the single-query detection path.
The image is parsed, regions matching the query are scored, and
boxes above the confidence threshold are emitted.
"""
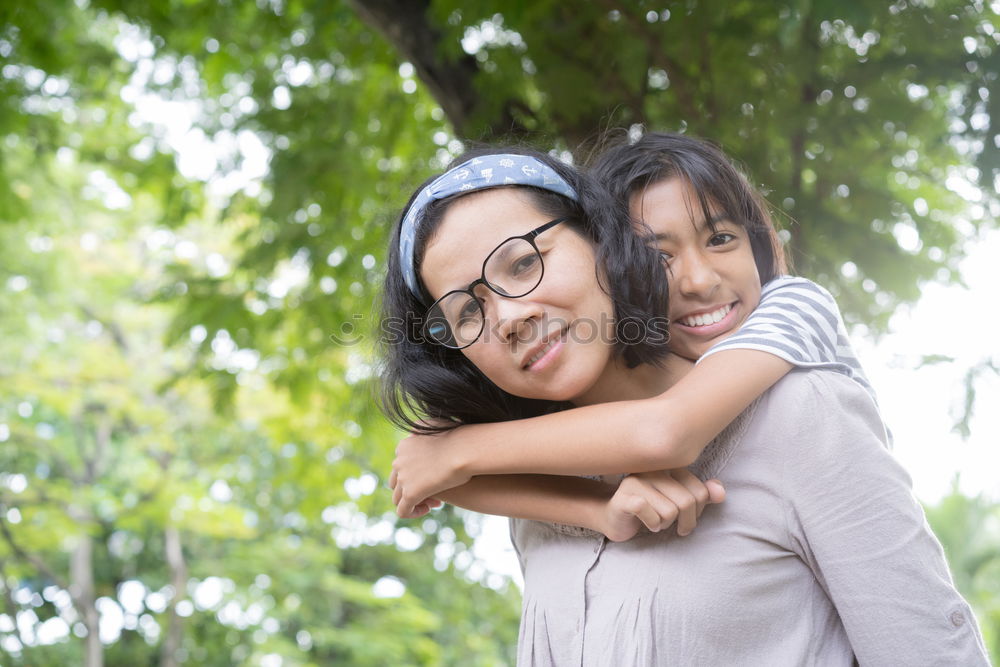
[0,0,998,664]
[925,485,1000,659]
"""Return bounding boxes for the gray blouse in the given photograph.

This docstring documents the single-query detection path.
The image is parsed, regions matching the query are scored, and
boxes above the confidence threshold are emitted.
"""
[510,371,989,666]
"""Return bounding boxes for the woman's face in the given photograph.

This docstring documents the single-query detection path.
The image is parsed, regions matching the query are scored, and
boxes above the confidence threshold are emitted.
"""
[420,189,617,404]
[630,177,762,361]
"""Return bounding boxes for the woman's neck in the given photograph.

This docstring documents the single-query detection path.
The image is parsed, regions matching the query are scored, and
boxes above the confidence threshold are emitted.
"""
[571,353,695,407]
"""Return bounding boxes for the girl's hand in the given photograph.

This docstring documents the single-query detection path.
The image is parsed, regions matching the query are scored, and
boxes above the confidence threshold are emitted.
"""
[390,429,470,517]
[400,497,443,519]
[601,470,725,542]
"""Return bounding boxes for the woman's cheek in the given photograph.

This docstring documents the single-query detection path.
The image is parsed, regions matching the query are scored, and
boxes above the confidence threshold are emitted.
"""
[462,350,498,383]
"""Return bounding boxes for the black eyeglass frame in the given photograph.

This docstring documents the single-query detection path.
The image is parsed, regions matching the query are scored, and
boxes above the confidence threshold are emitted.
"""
[421,216,570,349]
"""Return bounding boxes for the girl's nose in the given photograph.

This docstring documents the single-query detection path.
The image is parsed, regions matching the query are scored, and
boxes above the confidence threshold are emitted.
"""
[676,252,721,297]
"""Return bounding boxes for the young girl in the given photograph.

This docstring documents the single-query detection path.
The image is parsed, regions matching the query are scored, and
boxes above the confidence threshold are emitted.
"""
[378,140,987,663]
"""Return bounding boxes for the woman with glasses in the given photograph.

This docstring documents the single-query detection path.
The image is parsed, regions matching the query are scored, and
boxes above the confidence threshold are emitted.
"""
[377,144,987,664]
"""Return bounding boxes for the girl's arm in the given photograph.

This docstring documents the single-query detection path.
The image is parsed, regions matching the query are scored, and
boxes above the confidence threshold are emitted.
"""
[391,276,860,517]
[391,348,790,515]
[422,470,725,542]
[431,474,613,532]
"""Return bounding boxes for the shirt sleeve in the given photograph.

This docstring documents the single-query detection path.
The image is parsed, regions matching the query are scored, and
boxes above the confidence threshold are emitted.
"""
[700,275,881,411]
[773,371,989,665]
[701,276,855,369]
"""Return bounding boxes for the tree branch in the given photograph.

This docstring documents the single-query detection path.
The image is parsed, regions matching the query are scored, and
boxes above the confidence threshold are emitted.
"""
[597,1,701,120]
[347,0,532,139]
[0,510,69,592]
[9,430,81,485]
[78,304,129,354]
[540,38,644,151]
[699,29,717,125]
[787,11,820,268]
[160,525,187,667]
[0,556,23,616]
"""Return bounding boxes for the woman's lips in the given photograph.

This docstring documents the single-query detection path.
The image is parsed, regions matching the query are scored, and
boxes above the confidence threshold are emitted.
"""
[523,332,565,371]
[673,302,740,338]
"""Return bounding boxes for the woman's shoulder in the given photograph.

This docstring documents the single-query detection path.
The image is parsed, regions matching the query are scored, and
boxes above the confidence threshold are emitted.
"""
[692,370,870,478]
[749,370,889,457]
[758,368,875,412]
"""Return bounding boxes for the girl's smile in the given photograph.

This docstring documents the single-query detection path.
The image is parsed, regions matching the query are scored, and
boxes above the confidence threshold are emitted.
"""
[673,301,740,338]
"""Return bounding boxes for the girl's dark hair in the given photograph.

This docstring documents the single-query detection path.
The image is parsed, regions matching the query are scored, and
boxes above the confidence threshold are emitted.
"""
[590,132,787,284]
[378,145,671,434]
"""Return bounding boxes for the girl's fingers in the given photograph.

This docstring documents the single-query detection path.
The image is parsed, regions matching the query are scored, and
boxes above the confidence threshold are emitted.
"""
[402,499,416,517]
[388,469,397,490]
[407,502,431,518]
[632,502,660,532]
[623,494,670,533]
[705,479,726,504]
[669,469,712,519]
[614,471,724,538]
[403,494,437,517]
[650,477,698,536]
[620,478,681,531]
[641,491,679,532]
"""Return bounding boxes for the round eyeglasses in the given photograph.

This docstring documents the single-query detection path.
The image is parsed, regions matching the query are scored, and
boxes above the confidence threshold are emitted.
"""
[422,217,568,349]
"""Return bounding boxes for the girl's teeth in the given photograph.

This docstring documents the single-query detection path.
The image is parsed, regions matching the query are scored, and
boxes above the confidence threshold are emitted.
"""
[682,304,732,327]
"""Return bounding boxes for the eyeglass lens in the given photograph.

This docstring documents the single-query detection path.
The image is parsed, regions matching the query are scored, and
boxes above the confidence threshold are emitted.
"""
[424,236,544,348]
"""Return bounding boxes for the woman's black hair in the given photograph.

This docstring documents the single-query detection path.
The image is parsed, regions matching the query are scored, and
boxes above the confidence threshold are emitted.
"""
[590,132,787,284]
[378,144,671,434]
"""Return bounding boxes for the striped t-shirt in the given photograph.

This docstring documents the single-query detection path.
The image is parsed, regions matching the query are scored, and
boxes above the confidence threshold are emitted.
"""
[700,275,878,406]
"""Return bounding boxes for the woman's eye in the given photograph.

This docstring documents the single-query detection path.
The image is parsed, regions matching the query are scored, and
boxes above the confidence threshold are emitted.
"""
[458,297,481,321]
[657,250,673,263]
[709,232,736,247]
[510,252,540,275]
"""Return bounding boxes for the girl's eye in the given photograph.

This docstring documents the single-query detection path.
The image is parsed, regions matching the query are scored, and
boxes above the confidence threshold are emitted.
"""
[657,250,673,263]
[708,232,736,247]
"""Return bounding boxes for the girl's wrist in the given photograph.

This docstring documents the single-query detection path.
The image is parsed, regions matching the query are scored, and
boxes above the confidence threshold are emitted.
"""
[442,426,476,480]
[448,423,489,477]
[583,484,617,535]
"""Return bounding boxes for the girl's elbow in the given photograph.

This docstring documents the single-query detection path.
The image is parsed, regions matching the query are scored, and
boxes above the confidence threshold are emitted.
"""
[633,420,697,469]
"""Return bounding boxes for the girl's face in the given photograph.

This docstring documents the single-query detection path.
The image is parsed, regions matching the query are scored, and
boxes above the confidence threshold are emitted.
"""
[630,177,762,361]
[420,189,619,404]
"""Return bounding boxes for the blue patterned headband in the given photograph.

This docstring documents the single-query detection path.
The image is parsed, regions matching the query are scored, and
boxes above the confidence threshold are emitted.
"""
[398,153,579,297]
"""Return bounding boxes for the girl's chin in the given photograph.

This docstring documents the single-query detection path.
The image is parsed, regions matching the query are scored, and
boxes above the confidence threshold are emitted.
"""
[670,323,741,358]
[666,337,711,361]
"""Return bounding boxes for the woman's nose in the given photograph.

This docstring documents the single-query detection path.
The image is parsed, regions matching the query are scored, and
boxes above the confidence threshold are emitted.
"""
[490,295,545,343]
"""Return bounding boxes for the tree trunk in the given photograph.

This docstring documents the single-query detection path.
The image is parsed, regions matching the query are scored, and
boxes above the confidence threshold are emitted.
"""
[160,525,186,667]
[348,0,479,136]
[70,533,102,667]
[347,0,530,141]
